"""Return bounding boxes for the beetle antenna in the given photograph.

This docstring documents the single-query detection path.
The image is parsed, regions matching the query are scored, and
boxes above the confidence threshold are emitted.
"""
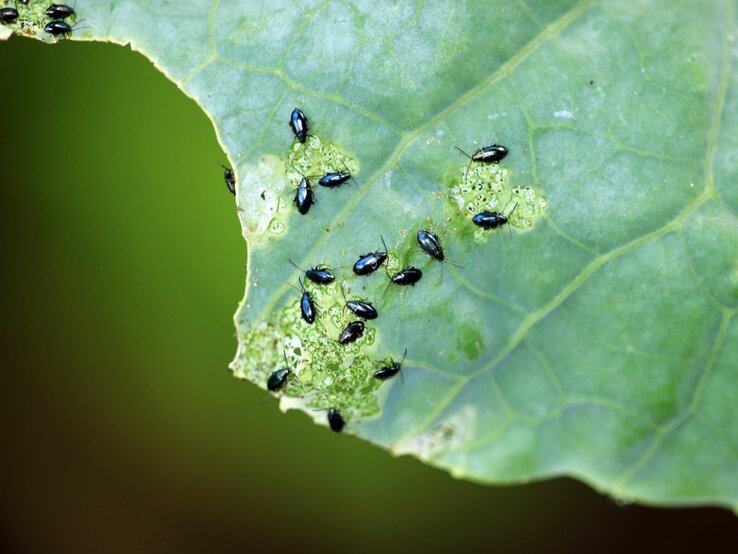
[287,162,307,178]
[507,202,519,243]
[303,146,326,176]
[291,161,325,181]
[341,159,359,187]
[382,275,393,299]
[455,146,474,181]
[381,260,396,292]
[70,19,89,31]
[287,136,307,164]
[339,282,350,315]
[289,258,305,273]
[454,145,471,158]
[283,349,290,369]
[380,235,388,255]
[306,146,322,167]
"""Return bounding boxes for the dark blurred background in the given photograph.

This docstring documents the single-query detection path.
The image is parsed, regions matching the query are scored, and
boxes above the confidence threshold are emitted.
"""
[1,38,736,553]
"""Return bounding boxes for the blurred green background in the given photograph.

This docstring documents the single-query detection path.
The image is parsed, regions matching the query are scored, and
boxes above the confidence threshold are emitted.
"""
[1,37,737,553]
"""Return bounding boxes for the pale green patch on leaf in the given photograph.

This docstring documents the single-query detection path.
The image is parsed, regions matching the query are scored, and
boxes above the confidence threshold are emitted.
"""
[11,0,738,508]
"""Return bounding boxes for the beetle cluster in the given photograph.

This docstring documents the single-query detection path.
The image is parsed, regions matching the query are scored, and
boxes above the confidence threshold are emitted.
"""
[240,107,515,433]
[43,2,76,38]
[285,108,358,215]
[454,145,517,232]
[1,2,78,39]
[273,234,416,431]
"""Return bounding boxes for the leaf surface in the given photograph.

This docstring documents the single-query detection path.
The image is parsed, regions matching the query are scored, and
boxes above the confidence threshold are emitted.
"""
[8,0,738,507]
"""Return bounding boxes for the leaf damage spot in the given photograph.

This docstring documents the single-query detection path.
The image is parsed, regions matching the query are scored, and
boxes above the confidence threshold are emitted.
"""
[267,218,285,235]
[286,134,359,186]
[395,406,477,461]
[235,155,287,238]
[455,323,484,360]
[446,163,547,241]
[231,277,383,423]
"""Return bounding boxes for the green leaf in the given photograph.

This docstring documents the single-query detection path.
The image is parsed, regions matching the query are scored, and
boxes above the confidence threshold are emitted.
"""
[8,0,737,508]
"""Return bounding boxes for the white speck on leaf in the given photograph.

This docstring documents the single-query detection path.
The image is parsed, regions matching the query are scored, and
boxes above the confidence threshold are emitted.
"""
[554,109,575,119]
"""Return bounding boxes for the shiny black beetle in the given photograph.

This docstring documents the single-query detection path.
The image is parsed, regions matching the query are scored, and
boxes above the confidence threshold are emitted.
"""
[289,108,309,143]
[346,300,378,320]
[389,267,422,286]
[417,230,461,268]
[44,20,73,37]
[288,165,315,215]
[472,203,518,230]
[318,170,351,188]
[338,321,364,344]
[267,351,291,392]
[297,278,316,324]
[327,408,345,432]
[318,160,355,188]
[221,164,236,195]
[0,7,19,24]
[417,230,445,261]
[294,174,314,214]
[339,284,378,320]
[353,236,388,276]
[374,348,407,380]
[289,259,335,285]
[455,144,509,180]
[45,4,76,19]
